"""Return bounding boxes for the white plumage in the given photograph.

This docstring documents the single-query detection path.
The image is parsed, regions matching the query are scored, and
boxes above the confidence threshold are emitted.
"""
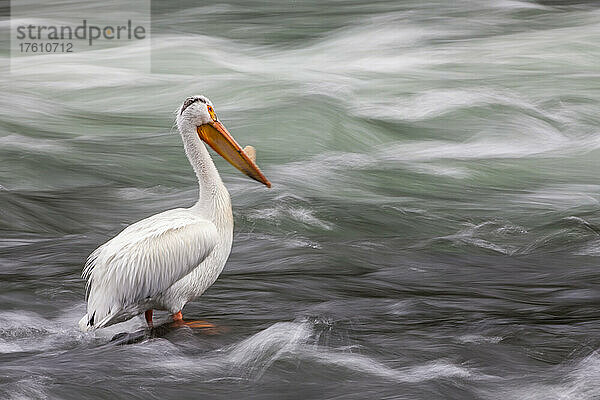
[79,95,269,331]
[80,209,218,329]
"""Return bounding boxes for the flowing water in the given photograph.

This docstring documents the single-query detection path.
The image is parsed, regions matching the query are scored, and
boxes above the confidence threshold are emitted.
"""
[1,0,600,399]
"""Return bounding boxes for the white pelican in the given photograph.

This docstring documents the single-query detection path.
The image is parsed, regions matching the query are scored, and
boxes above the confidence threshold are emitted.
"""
[79,95,270,331]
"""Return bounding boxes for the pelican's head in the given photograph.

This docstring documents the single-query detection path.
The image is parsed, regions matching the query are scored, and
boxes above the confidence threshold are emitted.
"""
[177,95,271,188]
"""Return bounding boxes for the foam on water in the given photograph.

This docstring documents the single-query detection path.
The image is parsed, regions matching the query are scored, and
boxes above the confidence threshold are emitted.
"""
[486,351,600,400]
[249,206,333,230]
[139,320,475,385]
[0,309,98,354]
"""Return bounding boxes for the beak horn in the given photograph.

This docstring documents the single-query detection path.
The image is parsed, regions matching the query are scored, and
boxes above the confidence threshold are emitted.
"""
[197,121,271,188]
[243,145,257,163]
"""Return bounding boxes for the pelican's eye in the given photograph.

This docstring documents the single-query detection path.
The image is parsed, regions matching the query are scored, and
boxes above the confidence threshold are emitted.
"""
[207,105,217,121]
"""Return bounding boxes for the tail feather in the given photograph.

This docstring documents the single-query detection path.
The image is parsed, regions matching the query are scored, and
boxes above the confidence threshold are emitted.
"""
[78,308,123,332]
[79,313,93,332]
[80,282,122,331]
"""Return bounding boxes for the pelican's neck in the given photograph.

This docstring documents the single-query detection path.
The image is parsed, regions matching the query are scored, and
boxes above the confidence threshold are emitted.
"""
[179,121,228,210]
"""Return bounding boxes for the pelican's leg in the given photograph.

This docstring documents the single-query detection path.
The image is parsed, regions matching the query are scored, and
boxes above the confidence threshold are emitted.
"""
[171,310,218,330]
[145,309,153,327]
[172,311,183,322]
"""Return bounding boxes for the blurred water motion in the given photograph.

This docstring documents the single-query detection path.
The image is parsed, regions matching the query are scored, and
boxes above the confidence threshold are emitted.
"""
[1,1,600,399]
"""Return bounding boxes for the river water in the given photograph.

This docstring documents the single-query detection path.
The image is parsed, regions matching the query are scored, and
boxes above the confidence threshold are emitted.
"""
[1,1,599,399]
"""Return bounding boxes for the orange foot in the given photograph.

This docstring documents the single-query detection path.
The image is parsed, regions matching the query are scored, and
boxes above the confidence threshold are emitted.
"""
[171,311,222,334]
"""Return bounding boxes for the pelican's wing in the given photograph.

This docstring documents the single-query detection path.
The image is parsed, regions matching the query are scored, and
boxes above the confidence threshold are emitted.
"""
[80,208,218,330]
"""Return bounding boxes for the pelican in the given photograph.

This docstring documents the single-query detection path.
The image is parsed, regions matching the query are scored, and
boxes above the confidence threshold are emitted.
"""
[79,95,270,331]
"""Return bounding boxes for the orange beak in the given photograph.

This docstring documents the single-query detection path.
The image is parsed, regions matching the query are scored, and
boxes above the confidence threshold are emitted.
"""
[197,121,271,188]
